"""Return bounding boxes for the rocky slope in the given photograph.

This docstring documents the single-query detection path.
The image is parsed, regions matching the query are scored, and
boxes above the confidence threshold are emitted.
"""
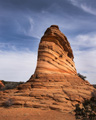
[0,25,94,113]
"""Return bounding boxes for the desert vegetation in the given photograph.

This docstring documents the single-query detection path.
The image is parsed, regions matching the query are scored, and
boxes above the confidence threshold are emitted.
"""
[77,73,86,80]
[74,90,96,120]
[0,80,24,91]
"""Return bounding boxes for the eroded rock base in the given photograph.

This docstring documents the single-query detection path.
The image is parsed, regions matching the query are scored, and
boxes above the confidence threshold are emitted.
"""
[0,74,94,113]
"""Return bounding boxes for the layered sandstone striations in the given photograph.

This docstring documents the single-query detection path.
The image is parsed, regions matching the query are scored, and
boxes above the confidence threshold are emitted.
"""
[33,25,76,75]
[0,25,94,112]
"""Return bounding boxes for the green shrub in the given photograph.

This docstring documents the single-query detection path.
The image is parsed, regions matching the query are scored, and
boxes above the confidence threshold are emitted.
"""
[0,81,24,91]
[78,73,86,80]
[74,97,96,120]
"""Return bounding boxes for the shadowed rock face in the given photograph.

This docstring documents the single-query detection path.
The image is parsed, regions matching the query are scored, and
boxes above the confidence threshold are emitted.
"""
[34,25,76,75]
[0,25,94,113]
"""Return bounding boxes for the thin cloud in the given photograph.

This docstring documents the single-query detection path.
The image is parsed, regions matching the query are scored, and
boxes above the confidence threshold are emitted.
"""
[81,4,96,16]
[74,49,96,84]
[69,0,96,16]
[71,33,96,50]
[0,50,37,82]
[69,33,96,84]
[69,0,78,6]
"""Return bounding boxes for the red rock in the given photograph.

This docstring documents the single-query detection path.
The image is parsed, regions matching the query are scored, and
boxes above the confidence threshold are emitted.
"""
[33,25,76,76]
[0,25,94,113]
[0,81,4,89]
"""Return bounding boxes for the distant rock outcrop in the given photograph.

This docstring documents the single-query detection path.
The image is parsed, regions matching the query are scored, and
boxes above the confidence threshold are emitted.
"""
[0,25,94,112]
[0,81,4,89]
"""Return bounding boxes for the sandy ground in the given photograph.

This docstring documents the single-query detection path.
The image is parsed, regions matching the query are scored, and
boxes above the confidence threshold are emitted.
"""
[0,107,76,120]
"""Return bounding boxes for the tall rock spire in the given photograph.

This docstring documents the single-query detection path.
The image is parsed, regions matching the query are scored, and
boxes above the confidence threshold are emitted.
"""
[34,25,77,77]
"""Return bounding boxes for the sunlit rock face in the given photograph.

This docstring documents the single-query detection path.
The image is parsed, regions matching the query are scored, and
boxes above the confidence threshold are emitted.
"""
[34,25,77,75]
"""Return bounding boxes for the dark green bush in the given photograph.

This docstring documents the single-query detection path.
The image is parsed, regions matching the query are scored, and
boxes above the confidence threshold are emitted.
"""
[74,97,96,120]
[78,73,86,80]
[0,81,24,91]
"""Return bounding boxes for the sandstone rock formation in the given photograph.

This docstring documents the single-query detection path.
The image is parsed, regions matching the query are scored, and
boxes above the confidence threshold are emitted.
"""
[33,25,76,75]
[0,80,4,89]
[0,25,94,113]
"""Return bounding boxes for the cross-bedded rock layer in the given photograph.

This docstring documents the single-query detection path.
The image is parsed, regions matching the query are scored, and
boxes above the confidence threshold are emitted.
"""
[0,25,94,113]
[34,25,76,75]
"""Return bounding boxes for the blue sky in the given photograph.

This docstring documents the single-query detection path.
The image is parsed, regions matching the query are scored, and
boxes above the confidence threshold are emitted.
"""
[0,0,96,84]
